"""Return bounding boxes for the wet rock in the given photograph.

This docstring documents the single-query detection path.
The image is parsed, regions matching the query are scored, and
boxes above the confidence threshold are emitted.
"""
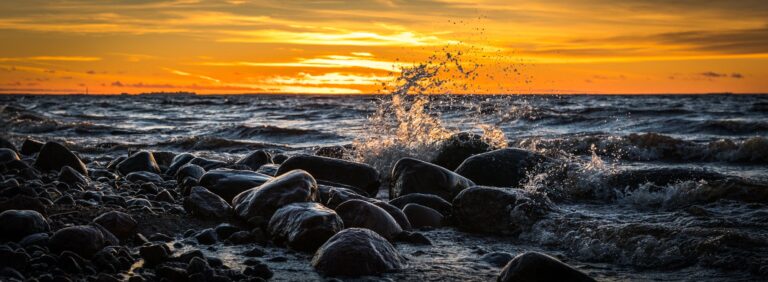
[226,231,253,244]
[156,189,175,203]
[453,186,553,235]
[58,166,90,186]
[395,231,432,245]
[93,211,137,239]
[186,256,212,277]
[189,157,228,171]
[127,198,152,208]
[19,232,49,247]
[391,157,474,201]
[0,148,19,164]
[214,223,240,240]
[335,199,402,240]
[34,142,88,176]
[403,203,444,228]
[497,252,595,282]
[90,168,118,181]
[166,153,195,176]
[0,137,17,153]
[372,200,411,230]
[125,171,164,183]
[184,186,232,219]
[432,132,497,170]
[455,148,550,188]
[156,265,187,281]
[272,154,288,164]
[243,260,273,280]
[233,170,317,225]
[256,163,280,177]
[322,185,371,209]
[49,225,107,258]
[480,252,514,267]
[0,267,24,280]
[199,169,272,202]
[20,139,44,155]
[116,151,160,175]
[276,154,380,196]
[311,228,405,277]
[0,209,49,242]
[268,202,343,252]
[236,150,272,170]
[139,244,169,266]
[176,164,205,183]
[151,151,176,168]
[389,193,453,217]
[195,228,217,245]
[0,195,47,215]
[315,145,348,159]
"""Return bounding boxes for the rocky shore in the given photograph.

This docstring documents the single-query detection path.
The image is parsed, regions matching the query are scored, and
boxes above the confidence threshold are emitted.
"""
[1,132,765,281]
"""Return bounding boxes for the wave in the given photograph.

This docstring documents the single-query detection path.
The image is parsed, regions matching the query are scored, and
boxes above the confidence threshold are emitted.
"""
[515,133,768,164]
[213,124,341,140]
[154,136,290,151]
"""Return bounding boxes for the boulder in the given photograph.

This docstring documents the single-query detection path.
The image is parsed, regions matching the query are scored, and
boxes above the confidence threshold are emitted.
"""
[312,228,405,277]
[432,132,496,170]
[49,225,107,258]
[321,185,371,209]
[389,193,452,217]
[175,164,205,183]
[236,150,272,170]
[0,209,49,242]
[455,148,550,188]
[314,145,348,159]
[233,169,317,225]
[0,148,19,164]
[125,171,164,183]
[391,157,474,201]
[199,169,272,202]
[256,163,280,176]
[0,137,17,153]
[116,151,160,175]
[155,189,175,203]
[58,166,89,186]
[20,139,44,155]
[453,186,553,235]
[335,199,402,240]
[34,142,88,176]
[184,186,232,219]
[189,157,227,171]
[93,211,137,239]
[139,244,169,266]
[372,201,411,230]
[268,202,343,252]
[403,203,444,228]
[498,252,595,282]
[166,153,195,176]
[276,154,380,196]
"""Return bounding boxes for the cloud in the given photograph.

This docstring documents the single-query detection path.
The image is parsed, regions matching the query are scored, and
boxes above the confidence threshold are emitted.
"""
[700,71,727,78]
[202,54,404,72]
[731,73,744,78]
[0,56,101,62]
[264,72,391,85]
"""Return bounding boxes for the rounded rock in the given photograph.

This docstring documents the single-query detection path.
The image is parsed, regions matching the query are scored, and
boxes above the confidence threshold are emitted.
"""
[233,169,317,225]
[391,157,474,201]
[497,252,595,282]
[311,228,405,277]
[335,199,402,240]
[0,209,49,242]
[403,203,444,228]
[268,202,343,252]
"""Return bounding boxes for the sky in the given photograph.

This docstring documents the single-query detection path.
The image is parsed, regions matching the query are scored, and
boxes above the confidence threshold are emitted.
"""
[0,0,767,94]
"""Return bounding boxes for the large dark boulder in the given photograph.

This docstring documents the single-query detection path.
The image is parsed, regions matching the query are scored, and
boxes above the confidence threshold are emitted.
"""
[312,228,405,277]
[391,158,474,201]
[268,202,343,252]
[175,163,205,183]
[93,211,137,239]
[389,193,452,217]
[497,252,595,282]
[0,209,49,242]
[276,154,381,196]
[184,186,232,219]
[453,186,553,235]
[432,132,496,170]
[166,153,195,176]
[0,148,19,164]
[233,169,317,225]
[49,225,108,258]
[116,151,160,175]
[34,142,88,176]
[199,169,272,202]
[236,150,272,170]
[320,185,371,209]
[455,148,550,188]
[403,203,443,228]
[335,199,402,240]
[20,139,44,155]
[0,137,17,153]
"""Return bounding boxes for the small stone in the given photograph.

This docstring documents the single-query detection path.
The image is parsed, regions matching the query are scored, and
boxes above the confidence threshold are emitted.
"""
[139,244,169,266]
[195,229,217,245]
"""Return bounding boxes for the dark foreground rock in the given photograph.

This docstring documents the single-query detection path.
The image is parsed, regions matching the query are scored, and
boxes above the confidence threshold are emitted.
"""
[0,148,19,164]
[389,193,453,217]
[455,148,550,188]
[453,186,553,235]
[34,141,88,175]
[391,157,474,201]
[268,202,343,252]
[403,203,444,228]
[49,225,109,258]
[199,169,272,202]
[276,154,380,196]
[335,199,402,240]
[432,132,497,170]
[184,186,232,219]
[93,211,137,240]
[233,169,317,225]
[236,150,272,170]
[116,151,161,175]
[497,252,595,282]
[0,209,49,242]
[312,228,405,277]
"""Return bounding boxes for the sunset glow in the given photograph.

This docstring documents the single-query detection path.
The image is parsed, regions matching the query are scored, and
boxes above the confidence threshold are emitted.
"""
[1,0,766,94]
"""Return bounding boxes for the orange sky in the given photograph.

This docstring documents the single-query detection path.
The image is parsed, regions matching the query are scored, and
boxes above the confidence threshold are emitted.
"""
[1,0,767,94]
